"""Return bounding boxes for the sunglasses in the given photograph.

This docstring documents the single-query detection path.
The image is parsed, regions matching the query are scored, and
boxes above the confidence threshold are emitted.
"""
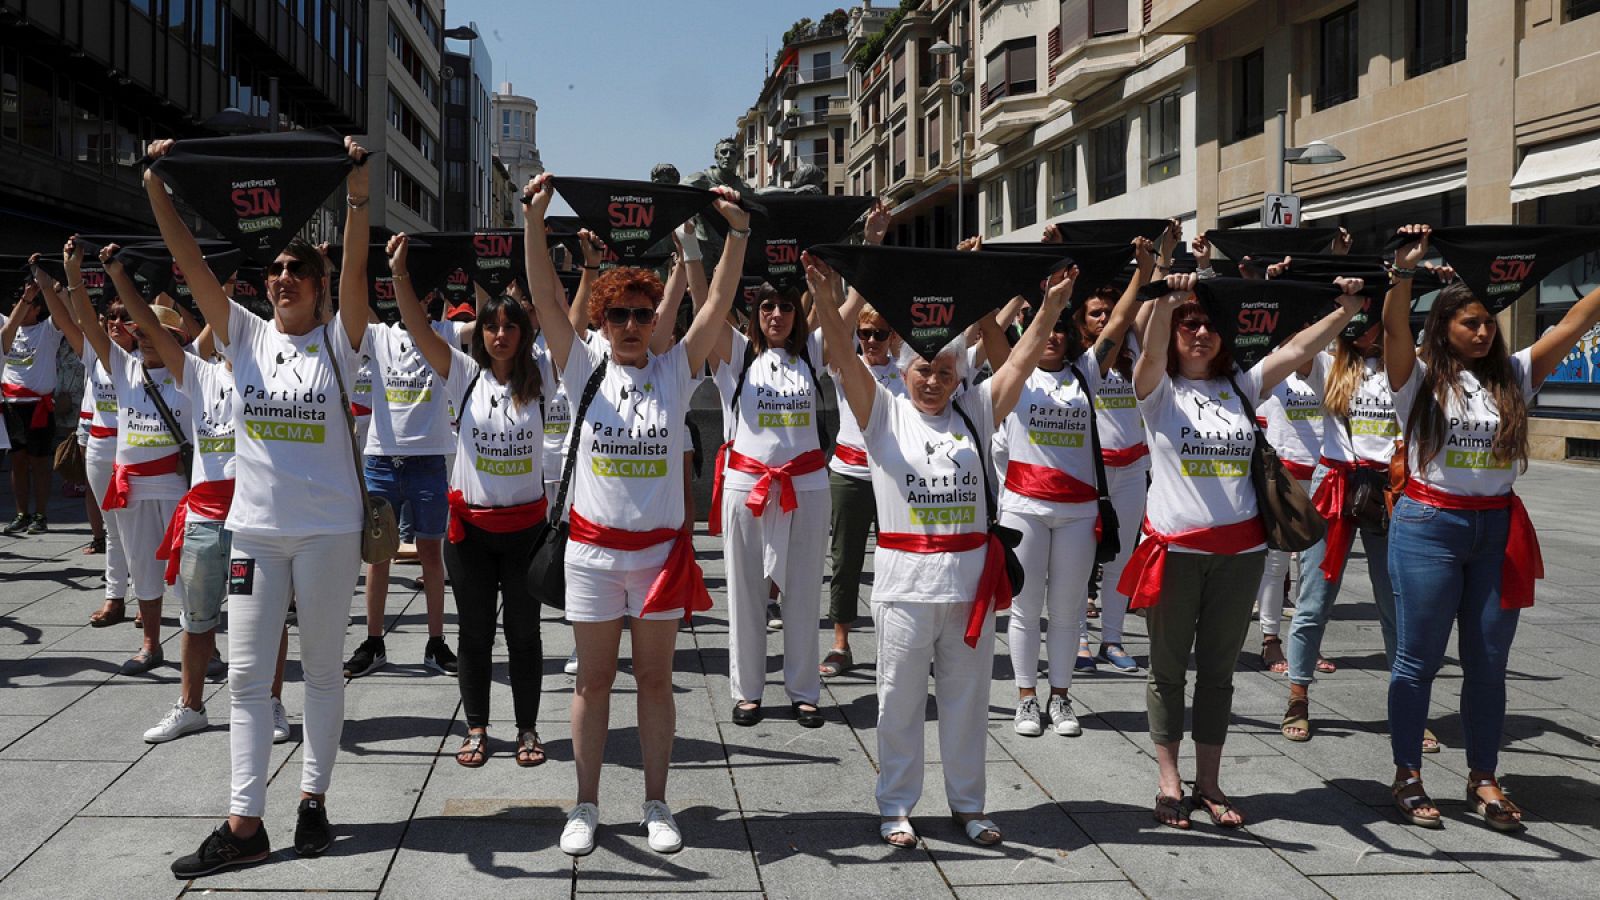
[856,327,890,342]
[266,259,310,280]
[1176,318,1214,334]
[604,306,657,326]
[104,313,130,324]
[759,300,796,315]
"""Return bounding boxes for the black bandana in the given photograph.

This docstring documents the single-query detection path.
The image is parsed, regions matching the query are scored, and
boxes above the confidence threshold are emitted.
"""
[1385,225,1600,313]
[1205,227,1341,262]
[114,241,244,311]
[327,244,403,325]
[1191,277,1344,370]
[982,241,1134,307]
[404,231,527,298]
[552,177,717,262]
[713,195,873,291]
[810,243,1060,360]
[1050,218,1170,246]
[230,266,274,320]
[147,128,354,265]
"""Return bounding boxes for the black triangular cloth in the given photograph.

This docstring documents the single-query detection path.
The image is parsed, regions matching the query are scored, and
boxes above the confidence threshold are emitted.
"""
[1383,225,1600,313]
[1189,277,1344,370]
[1205,227,1340,262]
[981,241,1134,307]
[1050,218,1170,246]
[707,195,873,291]
[552,177,717,262]
[403,231,527,298]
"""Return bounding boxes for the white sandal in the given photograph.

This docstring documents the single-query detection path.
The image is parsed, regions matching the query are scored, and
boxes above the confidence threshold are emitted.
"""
[956,815,1002,845]
[879,818,917,847]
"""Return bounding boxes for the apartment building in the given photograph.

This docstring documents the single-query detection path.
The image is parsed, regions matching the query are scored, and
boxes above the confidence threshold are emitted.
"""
[739,15,853,193]
[362,0,446,234]
[492,83,543,226]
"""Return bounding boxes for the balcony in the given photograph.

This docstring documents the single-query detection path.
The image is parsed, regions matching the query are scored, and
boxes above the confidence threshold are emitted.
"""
[783,63,850,97]
[781,110,832,136]
[1049,29,1143,101]
[978,90,1053,146]
[785,152,831,176]
[827,96,851,122]
[1146,0,1254,34]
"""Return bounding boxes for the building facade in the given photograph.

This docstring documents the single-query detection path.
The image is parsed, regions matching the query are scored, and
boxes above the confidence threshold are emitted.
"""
[736,14,853,195]
[492,83,542,225]
[360,0,443,235]
[441,24,492,231]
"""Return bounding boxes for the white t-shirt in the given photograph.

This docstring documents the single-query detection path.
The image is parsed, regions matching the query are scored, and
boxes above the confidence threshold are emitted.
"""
[1261,352,1329,469]
[180,353,238,491]
[81,341,120,447]
[1321,356,1398,465]
[533,335,574,479]
[563,339,693,570]
[828,357,906,480]
[863,380,997,605]
[223,301,363,537]
[352,356,374,416]
[443,347,548,508]
[1140,366,1266,550]
[360,322,456,456]
[1095,332,1145,454]
[1393,348,1536,498]
[999,353,1100,519]
[713,328,827,494]
[2,318,64,399]
[106,343,191,503]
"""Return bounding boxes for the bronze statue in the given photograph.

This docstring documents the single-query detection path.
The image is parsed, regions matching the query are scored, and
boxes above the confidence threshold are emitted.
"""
[756,161,826,196]
[650,162,681,185]
[683,137,754,267]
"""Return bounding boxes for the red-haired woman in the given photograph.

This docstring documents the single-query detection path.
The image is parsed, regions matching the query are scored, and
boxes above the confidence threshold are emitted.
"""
[1381,225,1600,831]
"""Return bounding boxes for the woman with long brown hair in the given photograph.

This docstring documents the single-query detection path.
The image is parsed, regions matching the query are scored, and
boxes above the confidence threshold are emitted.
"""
[1381,224,1600,831]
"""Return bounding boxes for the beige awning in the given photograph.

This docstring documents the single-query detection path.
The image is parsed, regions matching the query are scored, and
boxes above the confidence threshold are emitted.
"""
[1300,166,1466,221]
[1510,133,1600,203]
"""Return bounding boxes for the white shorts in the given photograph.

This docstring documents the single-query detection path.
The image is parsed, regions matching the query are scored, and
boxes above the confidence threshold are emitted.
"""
[564,562,684,623]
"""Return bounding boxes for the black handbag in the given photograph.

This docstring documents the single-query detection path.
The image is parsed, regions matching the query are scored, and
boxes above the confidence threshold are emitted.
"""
[951,402,1025,598]
[1228,374,1326,553]
[1341,417,1391,534]
[1067,361,1122,564]
[526,358,609,609]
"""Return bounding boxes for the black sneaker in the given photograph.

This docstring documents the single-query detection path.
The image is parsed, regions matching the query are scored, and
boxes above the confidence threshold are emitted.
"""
[293,797,332,857]
[26,513,47,534]
[170,822,270,878]
[2,513,28,535]
[343,636,387,678]
[424,636,458,674]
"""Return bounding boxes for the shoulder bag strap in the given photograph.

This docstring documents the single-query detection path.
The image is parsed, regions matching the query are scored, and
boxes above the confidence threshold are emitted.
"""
[950,400,998,529]
[322,324,375,515]
[548,356,609,524]
[1066,361,1111,502]
[726,340,758,420]
[1226,372,1267,445]
[452,369,482,431]
[140,365,192,457]
[796,339,831,452]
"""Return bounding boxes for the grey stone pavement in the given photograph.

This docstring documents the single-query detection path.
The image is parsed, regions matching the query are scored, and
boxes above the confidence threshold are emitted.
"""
[3,462,1600,900]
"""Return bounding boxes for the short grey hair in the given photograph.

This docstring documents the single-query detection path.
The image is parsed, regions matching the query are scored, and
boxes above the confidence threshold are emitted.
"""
[897,333,973,385]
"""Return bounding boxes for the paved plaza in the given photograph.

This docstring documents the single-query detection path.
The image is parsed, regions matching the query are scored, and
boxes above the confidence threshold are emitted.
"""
[2,461,1600,899]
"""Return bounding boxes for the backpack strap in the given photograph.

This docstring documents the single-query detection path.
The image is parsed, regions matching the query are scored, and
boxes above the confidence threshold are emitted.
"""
[548,356,609,524]
[1066,360,1111,502]
[727,334,830,452]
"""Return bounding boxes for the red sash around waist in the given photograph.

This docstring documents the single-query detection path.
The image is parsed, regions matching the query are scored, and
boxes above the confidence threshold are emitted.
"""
[1101,442,1149,467]
[1282,458,1316,481]
[1402,481,1543,610]
[156,479,235,585]
[79,410,91,420]
[1004,459,1097,504]
[1117,516,1268,610]
[568,509,712,621]
[446,489,549,544]
[707,445,826,536]
[88,425,117,439]
[2,385,54,429]
[101,453,182,511]
[832,443,868,468]
[876,530,1013,648]
[1311,455,1390,580]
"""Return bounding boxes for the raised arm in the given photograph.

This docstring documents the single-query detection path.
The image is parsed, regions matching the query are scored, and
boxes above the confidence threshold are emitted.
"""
[385,233,455,381]
[1094,237,1153,377]
[650,255,688,355]
[1384,224,1429,392]
[1135,273,1195,401]
[1255,278,1365,395]
[569,230,605,335]
[522,174,577,372]
[806,254,876,430]
[336,137,372,353]
[104,248,189,382]
[143,140,232,343]
[70,246,115,372]
[1529,278,1600,388]
[31,254,84,356]
[989,268,1074,421]
[682,188,751,373]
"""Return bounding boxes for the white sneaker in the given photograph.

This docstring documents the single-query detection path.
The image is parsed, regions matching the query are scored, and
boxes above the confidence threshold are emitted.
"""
[563,652,579,676]
[272,698,291,744]
[1013,696,1043,737]
[560,802,599,856]
[144,703,208,743]
[640,799,683,853]
[1047,694,1082,736]
[766,601,783,631]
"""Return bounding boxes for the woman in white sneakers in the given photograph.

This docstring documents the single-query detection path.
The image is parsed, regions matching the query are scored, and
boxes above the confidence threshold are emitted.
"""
[149,136,371,877]
[1005,238,1150,738]
[522,173,747,857]
[807,253,1072,849]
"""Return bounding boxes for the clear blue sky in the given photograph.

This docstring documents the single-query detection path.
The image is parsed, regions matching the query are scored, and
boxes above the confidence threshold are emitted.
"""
[446,0,836,184]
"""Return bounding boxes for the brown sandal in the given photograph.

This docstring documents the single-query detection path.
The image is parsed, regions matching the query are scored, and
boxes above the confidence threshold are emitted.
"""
[1153,793,1191,829]
[1261,636,1288,674]
[456,732,489,768]
[1281,696,1311,742]
[1468,777,1524,832]
[1392,776,1443,828]
[1315,657,1337,674]
[1191,789,1245,828]
[89,598,127,628]
[515,729,546,768]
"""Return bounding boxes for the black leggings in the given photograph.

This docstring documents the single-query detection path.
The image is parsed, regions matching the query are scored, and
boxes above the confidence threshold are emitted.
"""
[442,519,544,730]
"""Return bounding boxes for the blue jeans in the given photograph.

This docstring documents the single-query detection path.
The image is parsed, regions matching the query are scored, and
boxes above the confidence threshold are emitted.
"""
[1287,465,1396,685]
[364,455,448,540]
[1386,495,1518,772]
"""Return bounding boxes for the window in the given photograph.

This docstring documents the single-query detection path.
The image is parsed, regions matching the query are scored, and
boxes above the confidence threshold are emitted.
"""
[1048,143,1077,216]
[1012,161,1040,228]
[1410,0,1466,76]
[389,164,439,223]
[1316,6,1360,110]
[834,127,845,164]
[812,51,831,79]
[1146,91,1180,184]
[892,125,906,181]
[1091,118,1126,202]
[447,73,467,106]
[984,38,1037,103]
[389,89,438,163]
[20,57,52,153]
[985,179,1005,237]
[1060,0,1129,47]
[74,85,106,172]
[814,137,829,167]
[1568,0,1600,20]
[927,109,941,168]
[1,51,18,144]
[1231,50,1264,142]
[500,108,511,139]
[167,0,187,37]
[892,49,906,99]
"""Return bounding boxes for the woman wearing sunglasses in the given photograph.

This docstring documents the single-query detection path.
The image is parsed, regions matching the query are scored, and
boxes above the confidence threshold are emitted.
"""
[522,173,748,857]
[1132,273,1366,830]
[147,136,372,877]
[1003,237,1152,739]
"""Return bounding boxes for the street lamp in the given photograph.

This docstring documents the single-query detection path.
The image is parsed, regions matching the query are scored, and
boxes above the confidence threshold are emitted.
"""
[929,39,968,244]
[1274,108,1345,195]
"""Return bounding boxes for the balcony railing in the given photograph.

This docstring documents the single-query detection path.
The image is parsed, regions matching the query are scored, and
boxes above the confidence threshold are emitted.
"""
[782,110,831,133]
[786,64,850,87]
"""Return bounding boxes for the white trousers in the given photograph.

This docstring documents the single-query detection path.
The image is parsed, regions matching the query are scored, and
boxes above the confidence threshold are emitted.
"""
[117,495,179,603]
[227,530,361,817]
[723,486,828,705]
[873,601,993,817]
[1087,461,1148,646]
[1002,509,1097,691]
[84,450,129,600]
[1252,477,1309,638]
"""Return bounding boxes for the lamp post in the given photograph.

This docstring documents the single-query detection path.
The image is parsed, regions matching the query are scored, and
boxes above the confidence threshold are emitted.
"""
[929,38,968,245]
[1275,108,1346,198]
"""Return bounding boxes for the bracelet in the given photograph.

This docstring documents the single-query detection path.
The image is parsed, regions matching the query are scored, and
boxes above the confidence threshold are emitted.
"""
[346,194,369,209]
[581,264,599,271]
[728,226,751,239]
[68,281,85,292]
[1390,267,1417,280]
[390,272,408,281]
[1195,266,1216,279]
